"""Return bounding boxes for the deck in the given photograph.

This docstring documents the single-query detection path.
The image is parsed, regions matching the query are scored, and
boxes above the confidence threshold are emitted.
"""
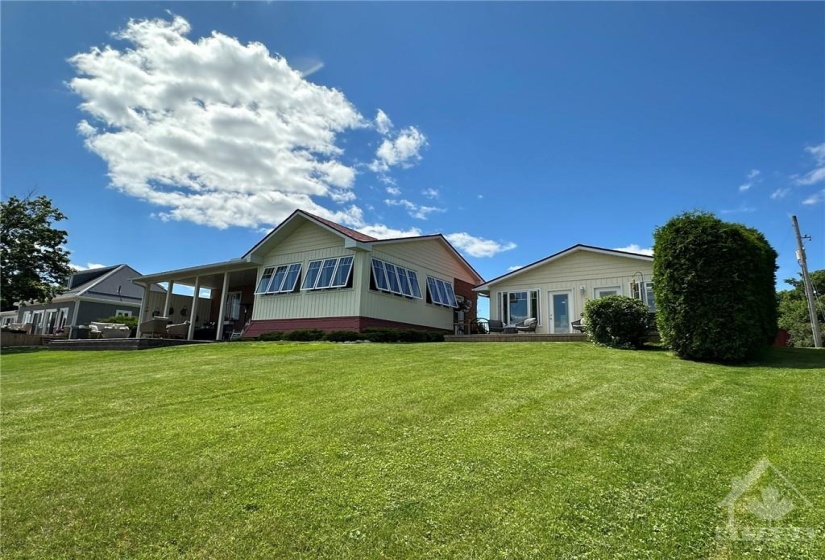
[445,333,588,343]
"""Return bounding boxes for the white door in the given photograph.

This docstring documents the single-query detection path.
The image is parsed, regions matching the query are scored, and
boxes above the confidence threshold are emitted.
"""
[547,290,573,334]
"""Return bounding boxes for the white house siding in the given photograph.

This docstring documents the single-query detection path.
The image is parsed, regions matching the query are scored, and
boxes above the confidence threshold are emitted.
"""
[251,224,361,321]
[489,250,653,334]
[359,241,469,331]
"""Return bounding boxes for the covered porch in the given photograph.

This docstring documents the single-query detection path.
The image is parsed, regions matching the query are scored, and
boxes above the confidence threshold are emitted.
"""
[133,260,260,341]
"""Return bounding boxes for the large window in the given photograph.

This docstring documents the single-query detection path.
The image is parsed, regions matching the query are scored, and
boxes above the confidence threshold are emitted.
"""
[370,258,422,299]
[643,281,655,311]
[595,286,621,298]
[256,263,302,294]
[226,291,242,320]
[499,290,540,325]
[302,256,354,290]
[426,276,457,308]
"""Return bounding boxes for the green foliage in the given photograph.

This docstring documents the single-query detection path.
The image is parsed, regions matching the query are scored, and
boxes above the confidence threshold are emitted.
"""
[583,295,653,349]
[1,195,73,311]
[98,315,139,330]
[257,331,283,341]
[361,328,444,343]
[653,211,778,363]
[323,330,364,342]
[777,270,825,347]
[281,329,326,342]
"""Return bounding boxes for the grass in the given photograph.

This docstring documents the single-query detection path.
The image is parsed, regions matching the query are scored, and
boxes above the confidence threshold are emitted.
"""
[1,342,824,559]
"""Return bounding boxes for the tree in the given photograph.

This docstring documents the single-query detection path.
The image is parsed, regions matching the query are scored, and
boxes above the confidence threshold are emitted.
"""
[777,270,825,347]
[1,195,72,311]
[653,211,778,363]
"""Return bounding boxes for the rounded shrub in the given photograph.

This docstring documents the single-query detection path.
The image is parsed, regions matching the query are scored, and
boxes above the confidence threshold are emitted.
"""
[282,329,325,342]
[583,295,652,349]
[323,330,364,342]
[653,211,777,363]
[257,331,283,341]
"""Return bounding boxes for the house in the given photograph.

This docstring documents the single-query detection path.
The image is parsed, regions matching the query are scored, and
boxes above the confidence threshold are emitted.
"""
[11,265,167,335]
[132,210,484,340]
[474,245,655,334]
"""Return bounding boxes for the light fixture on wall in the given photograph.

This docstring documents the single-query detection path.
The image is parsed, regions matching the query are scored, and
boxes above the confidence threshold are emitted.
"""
[579,285,586,294]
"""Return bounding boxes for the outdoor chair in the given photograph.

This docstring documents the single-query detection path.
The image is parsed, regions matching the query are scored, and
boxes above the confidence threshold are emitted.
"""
[89,322,131,339]
[166,321,190,339]
[487,319,505,333]
[571,319,586,333]
[515,317,538,333]
[140,317,170,338]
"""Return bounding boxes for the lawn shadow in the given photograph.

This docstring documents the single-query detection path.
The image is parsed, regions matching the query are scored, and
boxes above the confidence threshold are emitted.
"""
[734,347,825,370]
[1,346,52,356]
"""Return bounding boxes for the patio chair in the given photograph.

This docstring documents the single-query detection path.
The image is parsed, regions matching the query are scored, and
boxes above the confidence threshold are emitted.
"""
[515,317,538,333]
[487,319,505,333]
[140,317,171,338]
[166,321,190,339]
[571,319,586,333]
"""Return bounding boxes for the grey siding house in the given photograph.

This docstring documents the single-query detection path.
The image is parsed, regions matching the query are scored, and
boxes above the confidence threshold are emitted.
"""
[14,265,164,335]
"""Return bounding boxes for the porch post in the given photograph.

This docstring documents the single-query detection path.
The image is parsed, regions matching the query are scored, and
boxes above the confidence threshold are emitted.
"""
[216,271,230,341]
[188,276,200,341]
[135,283,149,338]
[163,280,174,318]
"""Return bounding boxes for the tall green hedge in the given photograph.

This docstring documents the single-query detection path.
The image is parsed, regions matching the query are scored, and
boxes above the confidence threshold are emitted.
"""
[653,211,778,363]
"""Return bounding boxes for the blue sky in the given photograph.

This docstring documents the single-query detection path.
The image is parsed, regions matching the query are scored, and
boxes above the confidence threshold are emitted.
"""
[2,2,823,313]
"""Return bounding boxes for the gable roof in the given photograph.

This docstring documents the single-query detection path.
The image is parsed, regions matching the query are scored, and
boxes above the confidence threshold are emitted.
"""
[475,244,653,291]
[56,265,165,301]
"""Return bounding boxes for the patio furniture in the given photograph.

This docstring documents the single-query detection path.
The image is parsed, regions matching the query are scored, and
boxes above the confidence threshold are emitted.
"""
[515,317,538,333]
[487,319,505,333]
[89,322,132,339]
[166,321,191,339]
[140,317,171,338]
[571,319,586,333]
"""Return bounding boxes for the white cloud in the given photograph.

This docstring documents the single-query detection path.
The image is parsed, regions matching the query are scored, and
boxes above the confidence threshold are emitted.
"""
[385,186,401,196]
[357,224,421,239]
[70,262,107,271]
[720,205,756,214]
[802,189,825,205]
[368,126,427,173]
[747,169,761,180]
[797,143,825,186]
[375,109,393,135]
[384,198,445,220]
[507,265,524,272]
[738,183,753,193]
[422,188,439,199]
[613,244,654,256]
[68,15,384,230]
[445,233,516,258]
[770,188,790,200]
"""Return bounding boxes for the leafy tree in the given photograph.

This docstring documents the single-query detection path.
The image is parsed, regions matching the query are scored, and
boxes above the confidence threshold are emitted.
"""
[653,211,778,363]
[1,195,72,311]
[777,270,825,347]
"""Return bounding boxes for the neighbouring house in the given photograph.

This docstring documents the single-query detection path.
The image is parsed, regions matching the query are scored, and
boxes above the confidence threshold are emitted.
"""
[10,265,168,335]
[474,245,655,334]
[131,210,484,340]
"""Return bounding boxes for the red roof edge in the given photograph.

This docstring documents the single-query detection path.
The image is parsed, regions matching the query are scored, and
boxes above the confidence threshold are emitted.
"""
[299,211,378,242]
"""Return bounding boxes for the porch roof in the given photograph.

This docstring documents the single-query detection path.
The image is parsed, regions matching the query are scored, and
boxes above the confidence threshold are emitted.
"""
[131,259,260,290]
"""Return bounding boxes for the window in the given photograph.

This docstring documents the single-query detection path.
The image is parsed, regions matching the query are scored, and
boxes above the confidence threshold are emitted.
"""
[331,256,353,288]
[426,276,457,308]
[370,259,422,299]
[498,290,540,325]
[257,263,302,294]
[226,291,242,321]
[407,270,422,299]
[595,286,621,298]
[643,281,655,311]
[303,256,354,290]
[302,261,322,290]
[115,310,133,317]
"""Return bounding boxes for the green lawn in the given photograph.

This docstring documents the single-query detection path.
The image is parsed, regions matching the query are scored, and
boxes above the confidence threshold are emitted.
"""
[1,342,823,559]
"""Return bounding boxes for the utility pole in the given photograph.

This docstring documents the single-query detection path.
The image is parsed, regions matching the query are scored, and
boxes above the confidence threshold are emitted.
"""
[792,215,822,348]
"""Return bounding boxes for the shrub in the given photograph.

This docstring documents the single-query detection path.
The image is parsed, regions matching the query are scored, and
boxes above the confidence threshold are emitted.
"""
[282,329,326,342]
[653,211,778,363]
[583,296,652,349]
[257,331,283,341]
[361,328,444,343]
[323,330,364,342]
